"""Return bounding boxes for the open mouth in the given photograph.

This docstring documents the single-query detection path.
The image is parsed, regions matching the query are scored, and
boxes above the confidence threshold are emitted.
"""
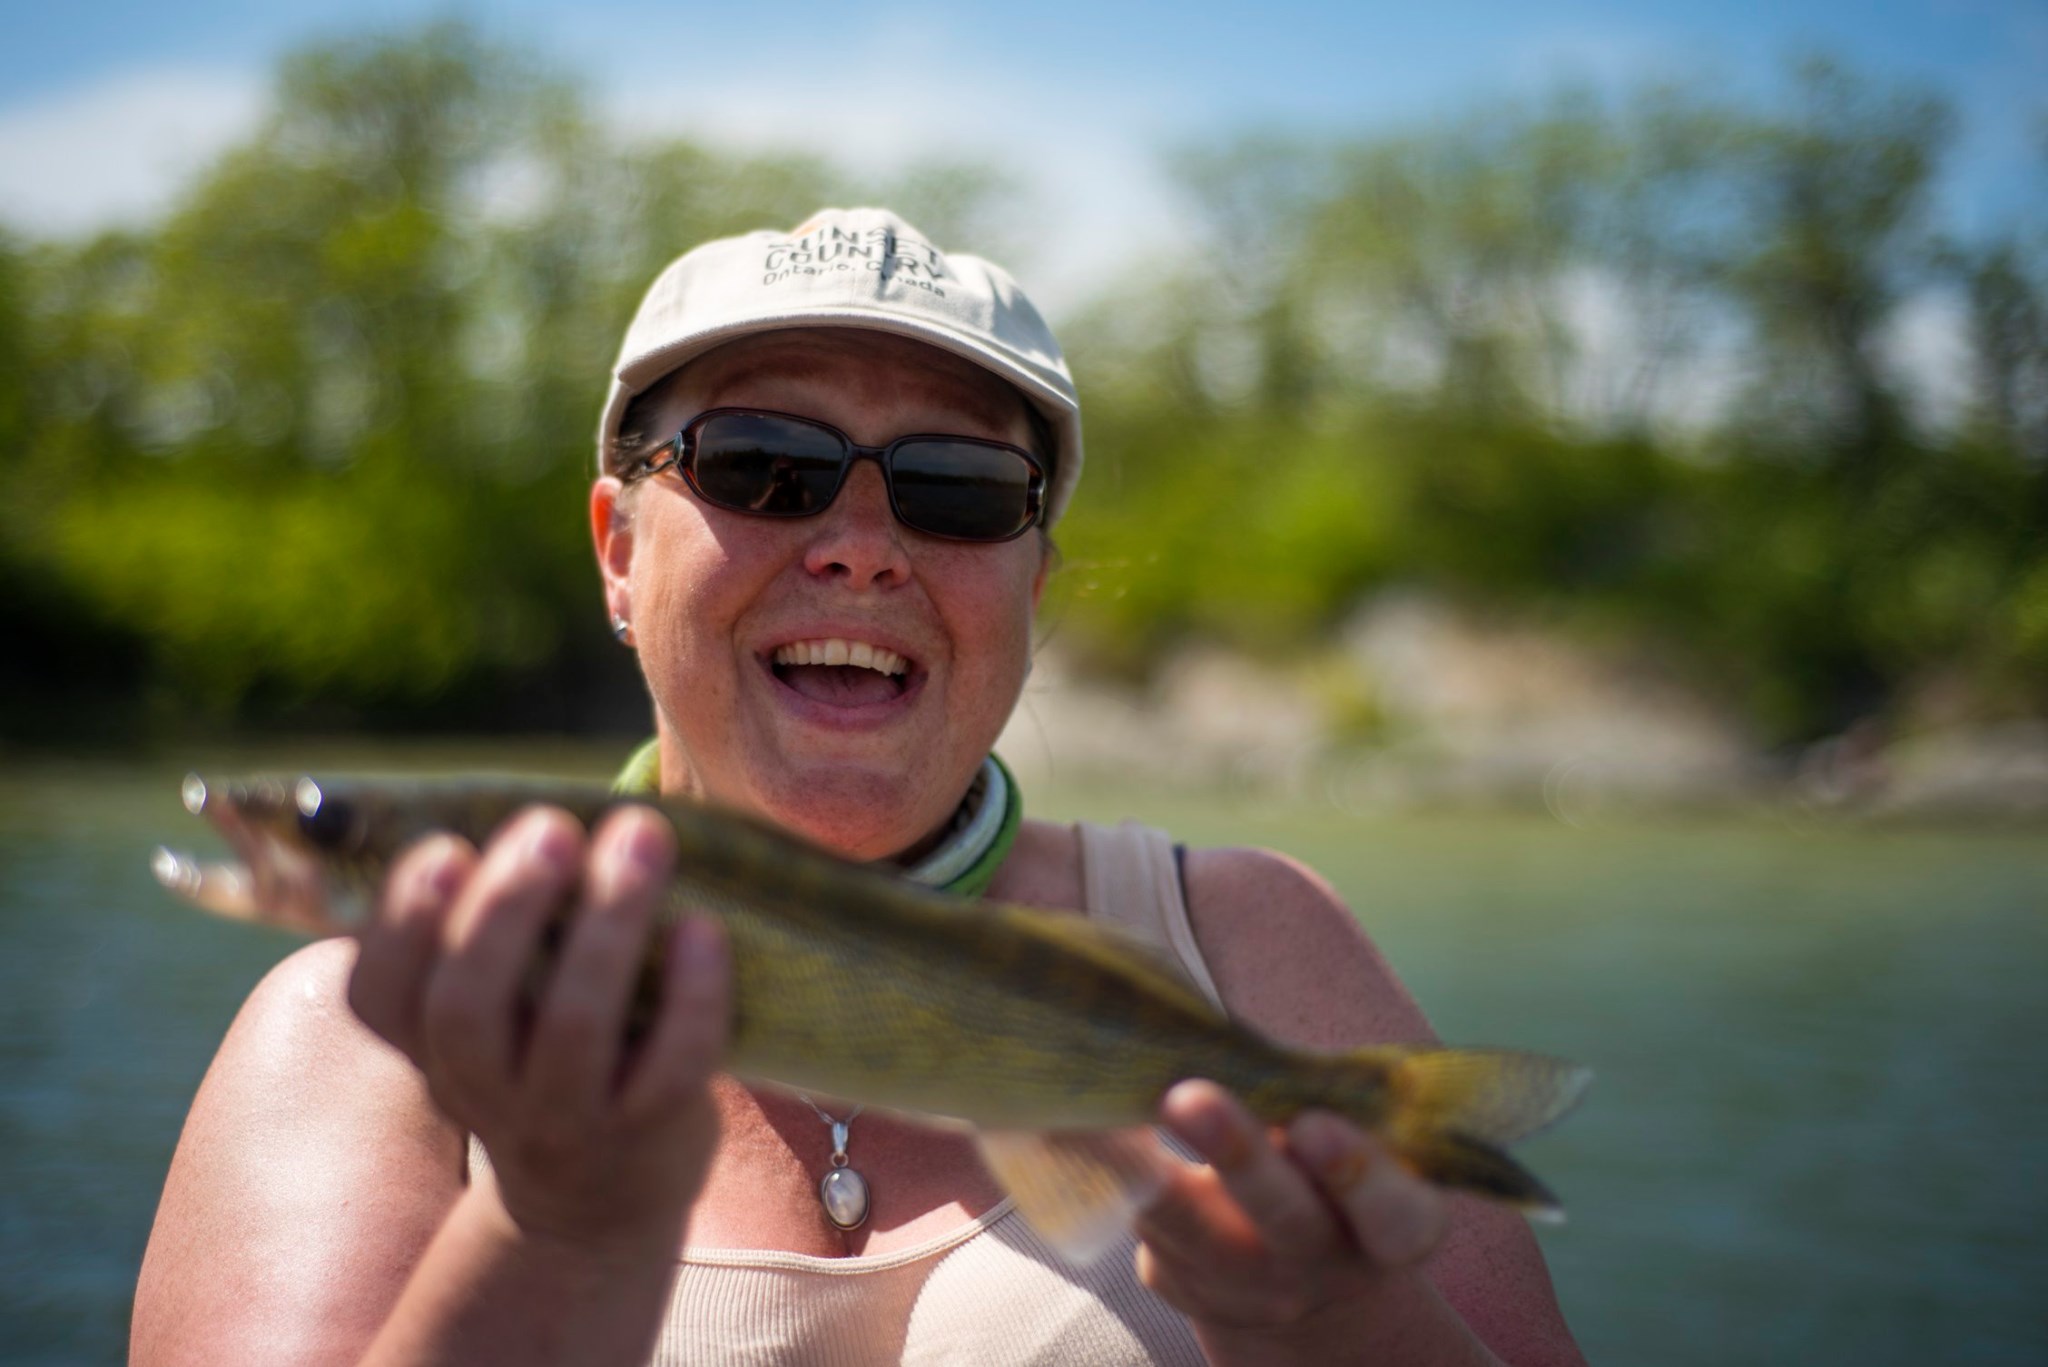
[768,637,916,707]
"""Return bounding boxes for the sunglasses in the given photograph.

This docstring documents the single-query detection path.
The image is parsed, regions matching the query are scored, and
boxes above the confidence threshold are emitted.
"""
[634,408,1047,543]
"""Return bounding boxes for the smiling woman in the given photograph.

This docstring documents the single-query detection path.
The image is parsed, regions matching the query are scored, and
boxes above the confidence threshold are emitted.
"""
[595,325,1051,862]
[129,208,1587,1367]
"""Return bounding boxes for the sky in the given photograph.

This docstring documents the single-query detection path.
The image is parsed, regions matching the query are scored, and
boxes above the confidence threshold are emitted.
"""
[0,0,2041,313]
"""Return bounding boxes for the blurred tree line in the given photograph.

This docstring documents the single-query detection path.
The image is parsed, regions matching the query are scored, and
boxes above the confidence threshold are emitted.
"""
[2,25,2042,748]
[1054,65,2047,744]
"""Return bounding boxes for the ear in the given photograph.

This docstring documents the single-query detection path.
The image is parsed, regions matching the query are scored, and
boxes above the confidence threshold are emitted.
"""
[1029,535,1051,611]
[590,477,634,617]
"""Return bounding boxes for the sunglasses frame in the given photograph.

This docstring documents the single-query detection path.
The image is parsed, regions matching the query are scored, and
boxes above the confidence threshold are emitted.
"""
[635,407,1048,544]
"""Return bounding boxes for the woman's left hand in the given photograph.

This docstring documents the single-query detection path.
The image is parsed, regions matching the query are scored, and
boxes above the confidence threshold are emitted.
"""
[1137,1079,1458,1356]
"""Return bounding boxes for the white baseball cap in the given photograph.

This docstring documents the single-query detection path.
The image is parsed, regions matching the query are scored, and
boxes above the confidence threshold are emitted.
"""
[597,207,1084,527]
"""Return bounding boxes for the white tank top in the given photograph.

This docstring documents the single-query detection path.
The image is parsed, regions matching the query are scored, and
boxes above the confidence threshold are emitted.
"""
[470,820,1221,1365]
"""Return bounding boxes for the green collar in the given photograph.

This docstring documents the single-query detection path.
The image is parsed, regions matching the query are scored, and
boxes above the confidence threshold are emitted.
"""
[610,741,1020,900]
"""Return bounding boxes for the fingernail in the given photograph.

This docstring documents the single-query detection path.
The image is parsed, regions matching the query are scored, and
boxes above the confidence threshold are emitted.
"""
[421,839,467,898]
[1181,1105,1225,1151]
[618,810,670,870]
[679,917,724,979]
[1294,1114,1368,1188]
[522,813,573,870]
[589,814,657,904]
[1170,1083,1251,1169]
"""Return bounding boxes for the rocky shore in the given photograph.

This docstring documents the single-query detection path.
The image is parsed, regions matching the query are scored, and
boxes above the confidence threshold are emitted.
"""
[1001,592,2048,825]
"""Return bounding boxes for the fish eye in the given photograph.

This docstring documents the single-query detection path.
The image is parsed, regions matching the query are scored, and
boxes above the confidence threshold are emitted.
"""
[294,779,358,852]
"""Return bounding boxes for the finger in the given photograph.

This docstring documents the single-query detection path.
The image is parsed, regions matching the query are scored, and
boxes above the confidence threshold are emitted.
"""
[1133,1152,1263,1264]
[619,915,729,1120]
[1134,1240,1195,1313]
[349,835,475,1055]
[1289,1113,1447,1267]
[420,808,583,1104]
[1161,1080,1342,1258]
[522,807,676,1108]
[1133,1166,1289,1327]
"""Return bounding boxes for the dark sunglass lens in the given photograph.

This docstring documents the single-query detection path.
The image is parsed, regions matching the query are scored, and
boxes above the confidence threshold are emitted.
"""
[691,413,847,515]
[889,441,1038,540]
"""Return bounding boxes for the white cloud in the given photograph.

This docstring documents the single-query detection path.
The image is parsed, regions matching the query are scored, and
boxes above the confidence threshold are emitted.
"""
[0,65,268,237]
[1884,288,1975,432]
[595,15,1197,319]
[0,38,1185,320]
[0,39,1186,319]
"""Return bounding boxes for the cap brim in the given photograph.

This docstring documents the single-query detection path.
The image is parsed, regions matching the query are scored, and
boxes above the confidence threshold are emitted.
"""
[598,307,1084,527]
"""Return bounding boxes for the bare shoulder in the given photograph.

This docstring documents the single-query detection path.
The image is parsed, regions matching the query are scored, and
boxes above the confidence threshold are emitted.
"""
[1180,845,1434,1052]
[168,937,451,1146]
[132,939,462,1367]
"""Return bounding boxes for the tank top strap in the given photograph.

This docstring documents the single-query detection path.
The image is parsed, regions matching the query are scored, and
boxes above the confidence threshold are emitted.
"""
[1073,819,1228,1015]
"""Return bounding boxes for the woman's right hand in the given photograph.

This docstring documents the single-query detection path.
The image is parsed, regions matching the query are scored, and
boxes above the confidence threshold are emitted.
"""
[345,803,730,1262]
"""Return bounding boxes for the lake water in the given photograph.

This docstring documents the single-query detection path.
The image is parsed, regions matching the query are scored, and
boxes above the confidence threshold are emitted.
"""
[3,744,2044,1365]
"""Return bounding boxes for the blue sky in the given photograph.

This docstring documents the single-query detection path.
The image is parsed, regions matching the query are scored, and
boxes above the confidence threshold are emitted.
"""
[0,0,2040,309]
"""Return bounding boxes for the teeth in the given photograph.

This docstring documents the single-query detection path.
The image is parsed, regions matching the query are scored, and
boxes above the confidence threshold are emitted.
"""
[772,638,908,675]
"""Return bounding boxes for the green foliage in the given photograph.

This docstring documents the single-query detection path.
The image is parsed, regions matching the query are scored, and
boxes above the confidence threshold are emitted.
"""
[3,29,2043,746]
[1,25,853,734]
[1057,66,2047,742]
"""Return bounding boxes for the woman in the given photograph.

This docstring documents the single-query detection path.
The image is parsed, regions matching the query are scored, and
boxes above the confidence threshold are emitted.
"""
[132,209,1585,1365]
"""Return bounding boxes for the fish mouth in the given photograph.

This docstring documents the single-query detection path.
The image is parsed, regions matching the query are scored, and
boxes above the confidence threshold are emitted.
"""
[151,774,353,934]
[763,634,923,711]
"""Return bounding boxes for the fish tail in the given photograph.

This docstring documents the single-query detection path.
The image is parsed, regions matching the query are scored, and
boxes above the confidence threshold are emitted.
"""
[1380,1047,1591,1220]
[1260,1045,1590,1219]
[1394,1128,1565,1220]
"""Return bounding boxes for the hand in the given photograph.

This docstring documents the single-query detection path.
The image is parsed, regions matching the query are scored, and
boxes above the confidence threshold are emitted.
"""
[346,804,729,1261]
[1137,1080,1449,1346]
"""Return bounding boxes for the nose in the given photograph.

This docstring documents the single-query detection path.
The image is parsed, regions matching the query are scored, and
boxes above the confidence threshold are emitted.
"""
[801,458,912,588]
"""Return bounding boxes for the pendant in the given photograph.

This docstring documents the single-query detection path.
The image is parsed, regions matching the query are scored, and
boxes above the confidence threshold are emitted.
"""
[820,1164,871,1230]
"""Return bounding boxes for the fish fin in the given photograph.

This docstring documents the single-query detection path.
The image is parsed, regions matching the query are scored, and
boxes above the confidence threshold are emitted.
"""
[976,1127,1179,1265]
[1388,1047,1592,1147]
[1400,1129,1567,1221]
[1376,1048,1590,1220]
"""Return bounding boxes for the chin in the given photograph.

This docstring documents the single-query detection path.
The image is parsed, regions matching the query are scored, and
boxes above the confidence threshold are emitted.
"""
[747,760,944,862]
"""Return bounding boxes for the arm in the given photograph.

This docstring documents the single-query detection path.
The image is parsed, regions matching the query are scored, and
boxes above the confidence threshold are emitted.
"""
[1131,845,1585,1367]
[130,938,465,1366]
[132,807,729,1367]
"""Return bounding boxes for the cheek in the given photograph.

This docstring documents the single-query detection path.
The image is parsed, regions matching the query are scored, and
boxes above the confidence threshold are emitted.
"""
[628,509,759,670]
[934,547,1041,676]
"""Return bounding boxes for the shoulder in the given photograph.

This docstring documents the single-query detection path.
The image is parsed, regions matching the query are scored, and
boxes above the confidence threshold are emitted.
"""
[225,935,367,1055]
[994,821,1434,1051]
[132,940,461,1365]
[1181,844,1436,1051]
[204,938,438,1121]
[182,938,386,1113]
[988,815,1085,911]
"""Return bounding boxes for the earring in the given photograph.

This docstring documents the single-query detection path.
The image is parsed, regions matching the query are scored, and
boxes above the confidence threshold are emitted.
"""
[610,613,633,646]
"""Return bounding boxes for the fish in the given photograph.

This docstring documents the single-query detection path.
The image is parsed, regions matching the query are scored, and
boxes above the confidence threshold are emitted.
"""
[152,772,1591,1260]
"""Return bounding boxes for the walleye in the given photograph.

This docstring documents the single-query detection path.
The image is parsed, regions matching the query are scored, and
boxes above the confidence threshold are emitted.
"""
[153,773,1590,1259]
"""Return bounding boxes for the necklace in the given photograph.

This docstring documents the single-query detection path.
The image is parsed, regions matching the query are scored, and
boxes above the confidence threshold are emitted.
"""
[797,1094,870,1230]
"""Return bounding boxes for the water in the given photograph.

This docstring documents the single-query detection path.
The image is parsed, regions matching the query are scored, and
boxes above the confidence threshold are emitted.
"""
[3,748,2044,1365]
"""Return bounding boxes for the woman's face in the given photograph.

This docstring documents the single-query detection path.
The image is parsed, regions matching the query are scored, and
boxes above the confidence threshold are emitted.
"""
[591,328,1048,861]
